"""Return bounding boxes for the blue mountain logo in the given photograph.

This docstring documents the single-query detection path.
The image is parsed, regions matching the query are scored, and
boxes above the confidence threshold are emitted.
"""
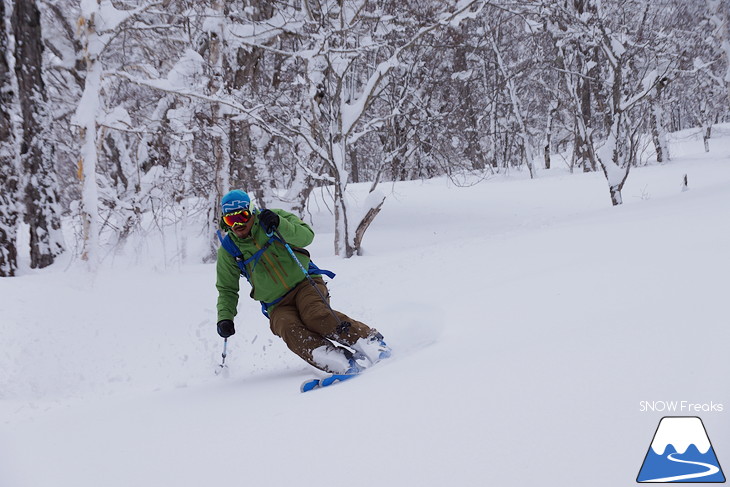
[637,416,725,483]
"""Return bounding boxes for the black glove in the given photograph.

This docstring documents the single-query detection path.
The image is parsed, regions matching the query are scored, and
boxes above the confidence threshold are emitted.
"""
[258,209,280,234]
[217,319,235,338]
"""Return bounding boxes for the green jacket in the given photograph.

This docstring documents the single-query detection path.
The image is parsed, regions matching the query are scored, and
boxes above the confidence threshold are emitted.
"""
[216,209,315,322]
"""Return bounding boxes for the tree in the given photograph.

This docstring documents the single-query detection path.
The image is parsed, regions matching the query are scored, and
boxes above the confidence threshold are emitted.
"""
[72,0,163,265]
[14,0,65,268]
[707,0,730,109]
[0,0,19,277]
[4,0,726,271]
[1,0,65,276]
[548,0,672,205]
[490,25,538,178]
[260,0,485,256]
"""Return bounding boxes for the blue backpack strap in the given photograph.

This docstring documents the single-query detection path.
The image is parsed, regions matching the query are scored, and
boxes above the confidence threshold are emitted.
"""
[217,230,335,318]
[242,236,275,273]
[217,231,278,281]
[259,263,334,319]
[259,294,285,319]
[217,231,283,318]
[217,230,249,280]
[308,261,335,279]
[268,234,336,280]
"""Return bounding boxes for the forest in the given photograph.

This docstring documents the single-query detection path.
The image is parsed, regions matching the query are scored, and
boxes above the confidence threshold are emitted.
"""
[1,0,728,276]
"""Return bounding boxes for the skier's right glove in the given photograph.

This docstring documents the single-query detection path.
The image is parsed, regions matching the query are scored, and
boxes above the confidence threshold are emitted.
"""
[217,319,235,338]
[258,209,280,235]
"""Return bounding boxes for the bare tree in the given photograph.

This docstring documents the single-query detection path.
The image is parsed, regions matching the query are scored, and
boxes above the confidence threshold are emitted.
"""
[264,0,486,256]
[490,30,537,178]
[707,0,730,109]
[4,0,724,270]
[547,0,673,205]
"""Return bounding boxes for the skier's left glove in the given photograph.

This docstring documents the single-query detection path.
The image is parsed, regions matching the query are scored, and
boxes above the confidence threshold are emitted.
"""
[258,209,280,235]
[217,319,235,338]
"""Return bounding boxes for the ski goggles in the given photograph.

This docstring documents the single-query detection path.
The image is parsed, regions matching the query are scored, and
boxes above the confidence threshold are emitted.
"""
[223,208,253,227]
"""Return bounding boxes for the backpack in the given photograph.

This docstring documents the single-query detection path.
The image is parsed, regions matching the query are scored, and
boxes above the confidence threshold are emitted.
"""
[216,230,335,318]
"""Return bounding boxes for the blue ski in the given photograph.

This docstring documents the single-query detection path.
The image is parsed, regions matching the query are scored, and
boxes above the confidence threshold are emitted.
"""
[300,373,359,393]
[300,378,321,392]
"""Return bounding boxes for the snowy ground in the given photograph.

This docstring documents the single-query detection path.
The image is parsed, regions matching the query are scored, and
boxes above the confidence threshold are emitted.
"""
[2,126,730,486]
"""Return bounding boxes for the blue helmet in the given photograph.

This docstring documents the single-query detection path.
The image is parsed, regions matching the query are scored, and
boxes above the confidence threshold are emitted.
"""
[220,190,250,214]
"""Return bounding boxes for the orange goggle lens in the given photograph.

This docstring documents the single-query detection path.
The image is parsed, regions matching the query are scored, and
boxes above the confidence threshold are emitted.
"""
[223,209,252,227]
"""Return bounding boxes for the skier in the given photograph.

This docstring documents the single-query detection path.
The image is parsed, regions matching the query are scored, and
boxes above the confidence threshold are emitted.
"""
[215,189,391,375]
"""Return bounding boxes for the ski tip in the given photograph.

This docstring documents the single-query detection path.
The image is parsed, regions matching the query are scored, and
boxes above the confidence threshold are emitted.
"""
[301,371,361,393]
[300,379,321,393]
[319,372,359,388]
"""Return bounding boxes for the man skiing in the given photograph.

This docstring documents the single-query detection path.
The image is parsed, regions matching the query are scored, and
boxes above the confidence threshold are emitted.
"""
[215,189,391,375]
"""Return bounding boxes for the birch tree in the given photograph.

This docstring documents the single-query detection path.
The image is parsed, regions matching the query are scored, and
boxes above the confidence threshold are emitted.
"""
[199,0,232,243]
[72,0,161,264]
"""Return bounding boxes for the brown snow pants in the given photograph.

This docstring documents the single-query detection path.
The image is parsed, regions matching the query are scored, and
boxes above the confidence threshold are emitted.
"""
[268,277,371,372]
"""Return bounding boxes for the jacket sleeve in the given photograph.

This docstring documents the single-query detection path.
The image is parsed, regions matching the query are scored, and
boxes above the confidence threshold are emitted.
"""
[216,245,241,322]
[273,209,315,247]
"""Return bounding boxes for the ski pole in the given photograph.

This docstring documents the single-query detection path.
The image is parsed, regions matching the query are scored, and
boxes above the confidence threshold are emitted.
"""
[272,229,349,333]
[215,337,228,375]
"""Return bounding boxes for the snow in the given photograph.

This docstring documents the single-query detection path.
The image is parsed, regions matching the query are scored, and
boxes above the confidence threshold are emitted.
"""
[340,55,400,135]
[2,127,730,486]
[311,345,353,374]
[165,50,205,90]
[651,417,712,455]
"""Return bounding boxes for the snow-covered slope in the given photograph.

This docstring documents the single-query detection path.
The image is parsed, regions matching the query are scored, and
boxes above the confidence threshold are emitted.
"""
[1,127,730,487]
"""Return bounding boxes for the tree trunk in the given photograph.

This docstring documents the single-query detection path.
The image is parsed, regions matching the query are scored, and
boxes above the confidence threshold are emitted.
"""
[229,119,266,203]
[77,59,102,264]
[576,57,597,172]
[228,34,268,203]
[0,0,19,276]
[544,100,558,170]
[609,185,623,206]
[74,3,105,266]
[707,0,730,118]
[703,124,712,153]
[491,34,535,179]
[598,117,631,207]
[204,0,230,259]
[227,0,276,205]
[649,80,670,163]
[333,181,353,257]
[13,0,64,268]
[349,147,360,184]
[353,193,385,256]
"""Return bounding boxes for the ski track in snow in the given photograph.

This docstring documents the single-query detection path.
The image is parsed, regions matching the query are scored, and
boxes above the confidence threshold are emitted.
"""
[1,126,730,487]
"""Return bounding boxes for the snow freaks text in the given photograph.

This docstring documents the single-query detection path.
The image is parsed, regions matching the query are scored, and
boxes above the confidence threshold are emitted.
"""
[639,401,724,413]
